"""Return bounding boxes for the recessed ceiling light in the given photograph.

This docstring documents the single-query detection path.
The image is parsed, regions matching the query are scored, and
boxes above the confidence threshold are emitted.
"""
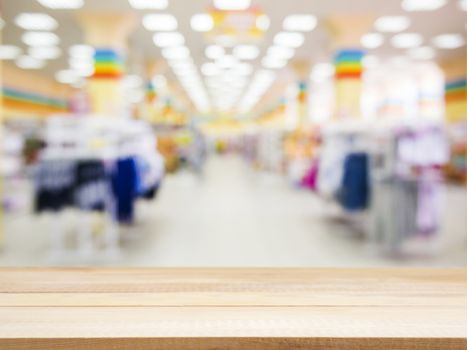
[69,45,95,59]
[22,31,60,47]
[15,13,58,31]
[267,46,295,60]
[75,66,95,77]
[407,46,436,60]
[310,63,335,82]
[28,46,61,60]
[213,0,251,11]
[152,75,167,88]
[142,14,177,31]
[273,32,305,48]
[391,33,423,48]
[69,57,93,70]
[283,14,317,32]
[36,0,83,9]
[233,45,259,60]
[216,55,237,69]
[361,33,384,49]
[402,0,447,11]
[256,15,270,31]
[374,16,410,33]
[128,0,168,9]
[0,45,22,60]
[361,55,380,69]
[201,62,220,76]
[16,55,45,69]
[205,45,225,59]
[153,32,185,47]
[191,14,214,32]
[232,62,253,76]
[432,34,465,49]
[56,69,79,84]
[162,46,190,60]
[262,57,287,69]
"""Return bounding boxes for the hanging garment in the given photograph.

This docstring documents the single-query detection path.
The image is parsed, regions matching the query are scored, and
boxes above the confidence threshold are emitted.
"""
[112,157,139,223]
[338,153,370,211]
[416,172,442,236]
[301,158,319,191]
[74,160,110,211]
[34,160,76,213]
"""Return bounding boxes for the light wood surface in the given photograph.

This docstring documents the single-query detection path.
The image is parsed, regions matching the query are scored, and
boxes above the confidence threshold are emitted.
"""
[0,268,466,349]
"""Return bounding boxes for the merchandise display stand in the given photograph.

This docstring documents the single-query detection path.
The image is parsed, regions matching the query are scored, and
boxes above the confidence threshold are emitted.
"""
[0,268,466,350]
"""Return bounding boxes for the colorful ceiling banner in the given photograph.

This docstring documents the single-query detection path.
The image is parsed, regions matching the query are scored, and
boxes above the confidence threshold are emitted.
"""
[93,49,124,79]
[335,49,365,80]
[445,78,466,103]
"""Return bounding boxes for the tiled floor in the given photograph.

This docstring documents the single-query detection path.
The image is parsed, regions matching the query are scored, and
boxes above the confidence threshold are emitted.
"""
[1,155,467,267]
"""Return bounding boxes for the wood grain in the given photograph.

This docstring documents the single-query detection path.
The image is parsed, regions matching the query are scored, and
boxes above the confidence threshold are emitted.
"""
[0,268,466,349]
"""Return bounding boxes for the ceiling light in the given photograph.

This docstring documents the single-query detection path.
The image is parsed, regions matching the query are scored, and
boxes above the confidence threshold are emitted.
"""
[69,44,95,58]
[69,56,93,69]
[407,46,436,60]
[15,13,58,30]
[374,16,410,33]
[22,31,59,47]
[152,75,167,88]
[128,0,168,9]
[460,0,467,11]
[162,46,190,60]
[142,14,177,31]
[216,55,237,69]
[273,32,305,48]
[36,0,83,9]
[262,57,287,69]
[310,63,335,82]
[361,55,380,69]
[205,45,225,59]
[191,14,214,32]
[201,62,220,76]
[432,34,465,49]
[402,0,447,11]
[233,45,259,60]
[391,33,423,48]
[28,46,61,60]
[123,75,143,89]
[213,0,251,11]
[267,46,295,60]
[232,62,253,75]
[283,14,317,32]
[16,56,45,69]
[56,69,79,84]
[0,45,22,60]
[153,32,185,47]
[75,66,95,77]
[361,33,384,49]
[256,15,270,31]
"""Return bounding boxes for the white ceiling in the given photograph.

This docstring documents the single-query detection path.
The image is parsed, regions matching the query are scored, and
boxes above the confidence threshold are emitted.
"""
[1,0,466,112]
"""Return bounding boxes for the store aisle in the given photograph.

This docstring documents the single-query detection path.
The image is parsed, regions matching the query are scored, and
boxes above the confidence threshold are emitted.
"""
[1,155,467,267]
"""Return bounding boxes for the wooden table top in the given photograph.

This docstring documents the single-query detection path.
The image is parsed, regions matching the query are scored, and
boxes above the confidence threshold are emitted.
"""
[0,268,466,350]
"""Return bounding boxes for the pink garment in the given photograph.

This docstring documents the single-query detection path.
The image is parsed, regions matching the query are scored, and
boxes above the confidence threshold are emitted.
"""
[301,159,319,191]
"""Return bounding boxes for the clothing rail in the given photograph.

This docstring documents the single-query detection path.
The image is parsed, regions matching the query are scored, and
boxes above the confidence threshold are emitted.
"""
[0,268,466,349]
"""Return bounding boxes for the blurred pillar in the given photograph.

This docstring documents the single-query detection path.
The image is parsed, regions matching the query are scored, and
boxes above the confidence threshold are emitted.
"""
[439,55,467,123]
[77,12,136,116]
[291,60,311,128]
[327,15,374,119]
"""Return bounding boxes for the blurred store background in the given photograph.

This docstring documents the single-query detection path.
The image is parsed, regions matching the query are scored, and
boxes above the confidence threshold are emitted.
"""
[0,0,466,267]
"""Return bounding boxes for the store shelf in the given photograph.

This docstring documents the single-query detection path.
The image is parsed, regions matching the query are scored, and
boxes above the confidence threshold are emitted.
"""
[0,268,466,349]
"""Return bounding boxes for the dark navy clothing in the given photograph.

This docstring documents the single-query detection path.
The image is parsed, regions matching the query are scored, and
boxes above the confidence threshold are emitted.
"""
[338,153,370,211]
[112,157,139,223]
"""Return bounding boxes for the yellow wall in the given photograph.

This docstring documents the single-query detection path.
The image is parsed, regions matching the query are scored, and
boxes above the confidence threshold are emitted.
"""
[1,62,73,119]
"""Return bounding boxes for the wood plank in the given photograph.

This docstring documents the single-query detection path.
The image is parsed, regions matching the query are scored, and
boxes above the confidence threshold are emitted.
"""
[0,268,466,349]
